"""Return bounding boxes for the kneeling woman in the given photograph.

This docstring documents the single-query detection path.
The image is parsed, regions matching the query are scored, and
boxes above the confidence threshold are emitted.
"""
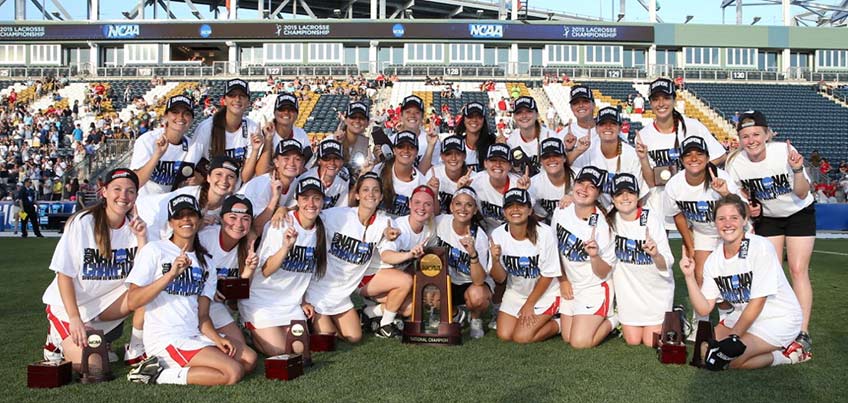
[552,166,618,349]
[306,173,397,343]
[681,194,808,370]
[244,177,327,355]
[126,194,255,385]
[490,188,561,344]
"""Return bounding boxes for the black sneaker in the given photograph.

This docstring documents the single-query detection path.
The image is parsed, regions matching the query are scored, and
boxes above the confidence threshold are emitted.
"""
[796,331,812,352]
[375,323,401,339]
[127,356,163,384]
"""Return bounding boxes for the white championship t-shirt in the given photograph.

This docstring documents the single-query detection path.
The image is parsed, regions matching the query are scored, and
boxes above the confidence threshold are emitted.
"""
[506,126,562,171]
[426,164,464,215]
[304,166,350,210]
[471,170,521,234]
[488,222,561,302]
[237,173,298,215]
[42,213,139,322]
[130,128,206,196]
[372,163,427,218]
[528,172,569,223]
[551,204,617,290]
[663,168,742,236]
[570,140,648,209]
[194,116,260,167]
[372,215,434,273]
[433,215,491,287]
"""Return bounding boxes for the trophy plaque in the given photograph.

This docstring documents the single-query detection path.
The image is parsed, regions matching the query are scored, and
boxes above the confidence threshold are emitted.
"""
[690,320,716,368]
[310,333,336,352]
[265,354,303,381]
[653,165,677,186]
[284,320,312,366]
[80,330,114,383]
[27,360,72,388]
[402,247,462,346]
[652,311,687,364]
[217,277,250,300]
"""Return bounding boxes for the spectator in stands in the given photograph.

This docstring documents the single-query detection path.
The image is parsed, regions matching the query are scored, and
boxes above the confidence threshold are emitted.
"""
[546,102,558,128]
[17,178,43,238]
[809,150,821,167]
[731,111,740,125]
[819,157,831,176]
[633,93,645,114]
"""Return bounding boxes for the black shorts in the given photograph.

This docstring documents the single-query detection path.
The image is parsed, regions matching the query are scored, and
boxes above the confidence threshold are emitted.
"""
[755,203,816,237]
[450,282,492,308]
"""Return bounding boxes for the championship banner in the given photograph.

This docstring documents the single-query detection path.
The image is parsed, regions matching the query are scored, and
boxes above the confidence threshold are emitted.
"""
[0,22,653,42]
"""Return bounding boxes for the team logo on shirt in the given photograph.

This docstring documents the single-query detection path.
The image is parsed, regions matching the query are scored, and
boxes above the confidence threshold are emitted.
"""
[739,174,792,201]
[382,194,410,216]
[329,233,373,265]
[614,235,653,265]
[539,199,558,218]
[438,192,453,214]
[501,254,541,278]
[713,271,753,304]
[216,267,239,278]
[323,194,341,209]
[281,245,317,273]
[556,225,588,262]
[436,237,472,275]
[225,146,248,163]
[648,148,681,167]
[676,200,717,223]
[150,161,195,187]
[164,265,209,296]
[81,247,138,280]
[479,201,504,221]
[602,172,616,194]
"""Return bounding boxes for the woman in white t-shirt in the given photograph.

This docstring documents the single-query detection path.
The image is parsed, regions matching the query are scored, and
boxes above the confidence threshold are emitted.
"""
[681,194,808,370]
[374,130,427,218]
[256,92,311,176]
[507,96,561,176]
[197,195,258,369]
[194,79,263,183]
[471,143,525,234]
[307,139,350,209]
[564,85,597,165]
[306,172,398,343]
[636,77,726,229]
[725,111,815,351]
[455,102,496,173]
[239,139,305,232]
[608,173,674,347]
[433,187,492,339]
[426,135,474,214]
[131,95,205,196]
[363,185,438,339]
[552,166,618,349]
[490,188,561,344]
[126,194,255,385]
[529,137,572,224]
[41,169,148,371]
[244,177,326,356]
[572,107,648,210]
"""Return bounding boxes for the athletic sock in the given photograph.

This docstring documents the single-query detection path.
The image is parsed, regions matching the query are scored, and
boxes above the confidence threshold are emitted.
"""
[607,315,620,330]
[771,350,793,366]
[156,367,189,385]
[363,304,383,318]
[380,310,397,327]
[130,327,144,347]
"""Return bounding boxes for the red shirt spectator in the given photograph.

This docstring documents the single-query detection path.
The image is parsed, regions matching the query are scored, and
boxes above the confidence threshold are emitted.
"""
[497,98,507,113]
[8,89,16,104]
[94,83,105,95]
[820,159,832,175]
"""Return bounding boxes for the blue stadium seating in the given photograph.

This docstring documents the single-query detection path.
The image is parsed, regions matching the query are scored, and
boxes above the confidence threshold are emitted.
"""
[304,94,371,133]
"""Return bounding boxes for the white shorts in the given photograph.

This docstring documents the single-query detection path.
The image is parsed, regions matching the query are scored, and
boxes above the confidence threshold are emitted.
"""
[147,334,216,369]
[559,281,614,318]
[693,230,721,252]
[210,301,235,329]
[499,290,560,318]
[240,303,306,330]
[720,313,801,348]
[46,305,124,343]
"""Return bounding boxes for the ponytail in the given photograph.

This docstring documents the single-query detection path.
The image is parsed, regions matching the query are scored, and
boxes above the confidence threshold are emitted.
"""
[379,157,397,211]
[210,107,228,158]
[66,199,130,261]
[236,233,249,276]
[526,215,540,245]
[672,109,687,135]
[193,236,210,270]
[313,215,327,279]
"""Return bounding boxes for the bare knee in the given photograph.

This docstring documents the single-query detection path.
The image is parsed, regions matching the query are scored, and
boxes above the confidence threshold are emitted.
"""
[343,333,362,344]
[512,331,533,344]
[223,361,244,385]
[496,328,512,342]
[241,347,258,372]
[623,334,642,346]
[570,334,594,349]
[789,264,809,278]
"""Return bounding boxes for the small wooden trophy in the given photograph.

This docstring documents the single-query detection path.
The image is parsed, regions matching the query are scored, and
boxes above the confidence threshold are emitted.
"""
[285,320,312,366]
[217,278,250,300]
[690,320,716,368]
[80,330,113,383]
[652,311,687,364]
[402,247,462,346]
[27,360,72,388]
[265,354,303,381]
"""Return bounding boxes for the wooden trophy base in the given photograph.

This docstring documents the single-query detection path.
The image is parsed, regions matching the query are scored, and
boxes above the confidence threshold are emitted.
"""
[401,322,462,346]
[27,360,72,388]
[652,335,688,365]
[217,278,250,300]
[310,333,336,352]
[265,354,303,381]
[690,320,715,368]
[80,372,115,384]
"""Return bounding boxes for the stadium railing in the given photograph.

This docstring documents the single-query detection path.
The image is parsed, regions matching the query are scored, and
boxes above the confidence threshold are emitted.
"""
[70,139,134,182]
[0,65,85,79]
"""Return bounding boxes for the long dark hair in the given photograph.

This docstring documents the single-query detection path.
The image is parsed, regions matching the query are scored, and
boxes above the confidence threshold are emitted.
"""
[672,108,687,135]
[313,215,327,279]
[192,235,210,270]
[209,107,228,158]
[378,157,397,211]
[455,115,495,169]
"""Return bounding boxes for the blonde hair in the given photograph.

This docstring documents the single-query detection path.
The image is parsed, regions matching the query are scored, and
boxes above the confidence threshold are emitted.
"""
[726,127,775,166]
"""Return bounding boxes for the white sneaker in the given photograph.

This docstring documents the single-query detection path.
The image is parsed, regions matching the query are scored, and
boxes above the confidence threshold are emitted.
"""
[124,343,147,366]
[127,356,163,384]
[470,319,484,339]
[42,334,63,361]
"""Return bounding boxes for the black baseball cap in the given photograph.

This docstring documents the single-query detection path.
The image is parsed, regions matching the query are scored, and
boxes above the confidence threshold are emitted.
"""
[441,135,465,154]
[737,110,768,131]
[226,78,250,96]
[104,168,139,188]
[318,139,343,159]
[401,95,424,111]
[207,156,240,176]
[220,194,253,217]
[613,173,639,195]
[540,138,565,157]
[296,176,325,197]
[681,136,708,155]
[569,86,594,104]
[463,102,485,117]
[167,194,201,220]
[275,138,304,156]
[347,101,369,118]
[503,188,531,208]
[359,171,382,185]
[514,96,538,112]
[649,78,675,98]
[486,143,511,162]
[166,95,194,115]
[596,107,621,125]
[394,130,419,149]
[575,166,605,188]
[275,93,298,111]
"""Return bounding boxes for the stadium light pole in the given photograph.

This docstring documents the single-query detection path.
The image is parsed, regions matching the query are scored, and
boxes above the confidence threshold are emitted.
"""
[477,9,484,19]
[751,16,761,25]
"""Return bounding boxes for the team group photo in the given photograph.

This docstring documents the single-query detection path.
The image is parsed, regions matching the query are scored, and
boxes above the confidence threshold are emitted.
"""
[1,0,846,401]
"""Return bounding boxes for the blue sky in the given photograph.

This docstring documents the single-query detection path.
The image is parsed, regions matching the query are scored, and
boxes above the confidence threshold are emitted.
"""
[0,0,820,26]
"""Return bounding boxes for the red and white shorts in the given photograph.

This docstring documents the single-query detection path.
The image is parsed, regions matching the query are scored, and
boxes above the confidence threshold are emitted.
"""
[147,334,216,369]
[559,281,614,318]
[46,305,124,343]
[499,290,561,318]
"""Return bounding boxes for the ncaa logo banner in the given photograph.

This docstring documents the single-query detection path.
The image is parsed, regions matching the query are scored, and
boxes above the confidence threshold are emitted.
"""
[468,24,503,38]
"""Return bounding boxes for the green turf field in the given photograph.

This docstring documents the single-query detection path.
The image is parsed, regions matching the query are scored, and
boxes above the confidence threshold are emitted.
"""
[2,238,846,403]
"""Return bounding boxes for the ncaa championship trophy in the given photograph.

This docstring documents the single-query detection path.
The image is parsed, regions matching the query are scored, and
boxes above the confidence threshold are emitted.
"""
[285,320,312,366]
[402,247,462,345]
[79,330,114,383]
[690,320,716,368]
[652,311,687,364]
